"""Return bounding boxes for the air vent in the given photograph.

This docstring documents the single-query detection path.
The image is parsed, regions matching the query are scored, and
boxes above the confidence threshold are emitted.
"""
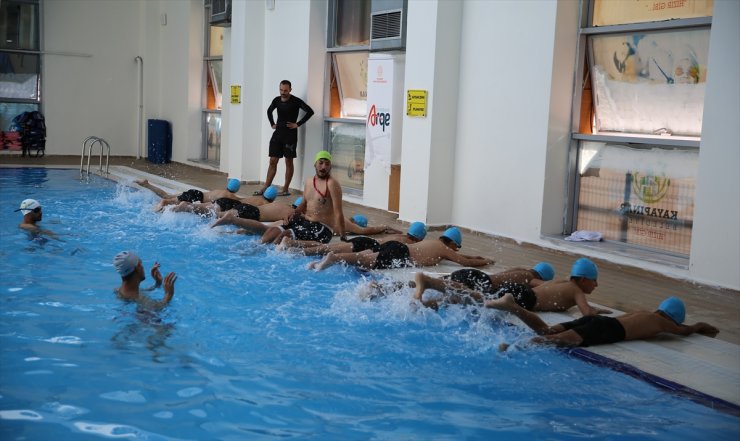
[371,10,402,40]
[210,0,231,27]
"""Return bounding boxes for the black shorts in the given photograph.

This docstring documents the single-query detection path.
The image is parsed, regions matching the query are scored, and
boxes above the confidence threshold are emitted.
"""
[234,203,260,220]
[269,140,297,159]
[348,236,381,253]
[373,241,412,270]
[285,217,333,244]
[560,315,626,347]
[177,189,204,203]
[214,197,240,211]
[489,282,538,310]
[446,268,494,293]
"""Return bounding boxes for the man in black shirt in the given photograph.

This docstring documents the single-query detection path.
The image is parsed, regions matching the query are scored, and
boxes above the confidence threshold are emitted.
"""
[255,80,314,197]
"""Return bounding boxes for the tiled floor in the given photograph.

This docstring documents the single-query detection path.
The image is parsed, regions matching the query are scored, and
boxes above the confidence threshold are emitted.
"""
[3,154,739,408]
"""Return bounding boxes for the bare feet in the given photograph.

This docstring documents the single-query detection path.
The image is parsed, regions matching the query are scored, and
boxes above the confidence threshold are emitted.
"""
[134,179,148,186]
[484,292,518,311]
[308,252,339,271]
[212,210,238,228]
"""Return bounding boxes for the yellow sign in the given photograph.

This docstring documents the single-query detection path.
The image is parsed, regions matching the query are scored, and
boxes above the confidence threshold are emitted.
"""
[230,85,241,104]
[407,89,427,117]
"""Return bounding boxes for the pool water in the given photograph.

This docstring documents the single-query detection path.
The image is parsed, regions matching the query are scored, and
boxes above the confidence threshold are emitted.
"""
[0,168,738,440]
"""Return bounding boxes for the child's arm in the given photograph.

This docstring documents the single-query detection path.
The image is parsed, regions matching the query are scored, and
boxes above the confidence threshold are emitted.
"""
[574,292,612,315]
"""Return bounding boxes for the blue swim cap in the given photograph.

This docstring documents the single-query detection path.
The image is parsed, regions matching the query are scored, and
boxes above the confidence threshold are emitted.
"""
[407,222,427,240]
[263,186,278,201]
[533,262,555,281]
[292,196,304,208]
[441,227,462,247]
[658,296,685,324]
[351,214,368,228]
[571,257,598,280]
[227,178,241,193]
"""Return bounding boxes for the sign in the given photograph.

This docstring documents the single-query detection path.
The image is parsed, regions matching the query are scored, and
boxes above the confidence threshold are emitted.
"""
[366,58,394,172]
[230,85,241,104]
[407,90,427,117]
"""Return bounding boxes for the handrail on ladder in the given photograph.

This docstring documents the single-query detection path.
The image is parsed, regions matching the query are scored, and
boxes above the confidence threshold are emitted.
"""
[80,136,111,179]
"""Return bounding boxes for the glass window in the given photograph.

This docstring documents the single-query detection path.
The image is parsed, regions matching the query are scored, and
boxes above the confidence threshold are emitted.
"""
[589,28,710,137]
[576,142,697,255]
[0,1,40,50]
[592,0,713,27]
[202,1,223,163]
[327,122,365,194]
[204,112,221,163]
[332,0,371,48]
[331,52,368,118]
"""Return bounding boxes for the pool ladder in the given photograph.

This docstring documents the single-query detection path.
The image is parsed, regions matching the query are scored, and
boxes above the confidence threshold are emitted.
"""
[80,136,111,180]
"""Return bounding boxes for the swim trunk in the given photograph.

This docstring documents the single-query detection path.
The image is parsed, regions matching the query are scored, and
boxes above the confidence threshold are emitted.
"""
[373,241,412,270]
[177,189,204,203]
[284,216,333,244]
[234,203,260,220]
[559,315,626,347]
[214,197,240,211]
[347,236,381,253]
[446,268,495,293]
[269,140,297,159]
[489,282,538,310]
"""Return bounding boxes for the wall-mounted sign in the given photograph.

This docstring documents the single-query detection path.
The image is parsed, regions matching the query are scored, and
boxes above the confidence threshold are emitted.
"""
[406,89,427,117]
[230,85,241,104]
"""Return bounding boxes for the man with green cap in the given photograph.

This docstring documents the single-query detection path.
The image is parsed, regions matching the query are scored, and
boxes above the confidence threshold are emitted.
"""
[262,150,347,245]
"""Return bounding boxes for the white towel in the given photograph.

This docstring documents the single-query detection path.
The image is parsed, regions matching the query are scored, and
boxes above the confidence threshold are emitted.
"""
[565,230,603,242]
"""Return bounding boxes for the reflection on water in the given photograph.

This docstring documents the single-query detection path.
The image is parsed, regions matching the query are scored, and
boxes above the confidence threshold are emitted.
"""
[111,308,175,363]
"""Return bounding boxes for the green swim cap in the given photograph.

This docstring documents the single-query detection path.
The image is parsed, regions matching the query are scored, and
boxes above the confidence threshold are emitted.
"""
[314,150,332,163]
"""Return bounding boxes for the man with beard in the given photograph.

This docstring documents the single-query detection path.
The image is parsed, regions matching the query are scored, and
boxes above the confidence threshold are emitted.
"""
[261,150,346,245]
[254,80,314,197]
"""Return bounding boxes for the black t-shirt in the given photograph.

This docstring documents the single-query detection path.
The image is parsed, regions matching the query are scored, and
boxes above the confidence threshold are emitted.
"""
[267,95,314,144]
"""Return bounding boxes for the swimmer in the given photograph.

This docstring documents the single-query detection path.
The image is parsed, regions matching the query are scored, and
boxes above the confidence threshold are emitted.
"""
[477,258,612,316]
[278,221,426,255]
[16,199,60,240]
[307,227,493,271]
[412,262,555,309]
[135,177,243,211]
[261,151,347,245]
[345,214,402,236]
[113,251,177,310]
[491,294,718,351]
[172,185,278,217]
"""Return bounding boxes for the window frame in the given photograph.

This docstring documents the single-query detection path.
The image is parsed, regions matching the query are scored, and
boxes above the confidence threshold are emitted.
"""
[201,0,223,164]
[565,0,712,250]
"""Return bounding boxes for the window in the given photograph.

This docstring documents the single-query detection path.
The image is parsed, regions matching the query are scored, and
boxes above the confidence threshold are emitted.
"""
[0,0,40,148]
[326,0,371,195]
[569,0,712,256]
[202,0,223,164]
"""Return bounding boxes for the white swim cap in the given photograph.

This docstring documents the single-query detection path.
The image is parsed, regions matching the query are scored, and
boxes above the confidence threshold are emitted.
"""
[113,251,140,277]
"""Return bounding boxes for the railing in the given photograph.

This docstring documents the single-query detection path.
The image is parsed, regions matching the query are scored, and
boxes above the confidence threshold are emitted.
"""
[80,136,111,180]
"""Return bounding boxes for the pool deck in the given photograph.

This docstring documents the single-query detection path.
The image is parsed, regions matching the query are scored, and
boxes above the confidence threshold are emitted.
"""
[2,154,739,412]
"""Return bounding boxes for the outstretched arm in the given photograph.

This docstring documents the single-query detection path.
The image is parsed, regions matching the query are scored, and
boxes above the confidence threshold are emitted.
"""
[445,251,494,268]
[574,292,612,316]
[674,322,719,338]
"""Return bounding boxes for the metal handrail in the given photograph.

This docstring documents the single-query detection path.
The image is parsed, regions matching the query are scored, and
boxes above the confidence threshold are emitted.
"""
[80,136,111,180]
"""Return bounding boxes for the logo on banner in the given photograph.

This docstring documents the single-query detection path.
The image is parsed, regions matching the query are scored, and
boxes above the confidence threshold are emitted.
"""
[632,172,670,204]
[367,104,390,132]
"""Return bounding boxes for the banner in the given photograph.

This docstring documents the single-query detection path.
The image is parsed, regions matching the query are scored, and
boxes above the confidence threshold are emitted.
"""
[365,57,394,173]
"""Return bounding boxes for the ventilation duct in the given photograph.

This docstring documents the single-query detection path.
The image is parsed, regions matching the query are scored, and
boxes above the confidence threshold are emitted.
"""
[370,0,407,51]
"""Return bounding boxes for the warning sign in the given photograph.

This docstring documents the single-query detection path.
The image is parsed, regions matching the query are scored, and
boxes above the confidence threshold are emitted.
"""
[406,89,427,117]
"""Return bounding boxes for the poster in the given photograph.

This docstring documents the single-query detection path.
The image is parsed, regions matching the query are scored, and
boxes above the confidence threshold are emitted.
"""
[365,57,393,173]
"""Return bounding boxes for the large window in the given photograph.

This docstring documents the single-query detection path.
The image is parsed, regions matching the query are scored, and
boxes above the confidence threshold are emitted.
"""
[570,0,712,256]
[202,0,223,164]
[326,0,370,195]
[0,0,40,150]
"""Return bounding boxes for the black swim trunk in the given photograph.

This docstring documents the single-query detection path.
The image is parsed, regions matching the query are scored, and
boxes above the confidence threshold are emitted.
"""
[560,315,626,347]
[269,140,297,159]
[177,189,204,203]
[373,241,412,270]
[347,236,381,253]
[489,282,538,310]
[234,203,260,220]
[214,197,240,211]
[285,216,333,244]
[446,268,495,293]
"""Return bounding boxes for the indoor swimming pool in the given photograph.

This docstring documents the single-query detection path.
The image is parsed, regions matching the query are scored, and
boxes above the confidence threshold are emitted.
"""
[0,167,737,440]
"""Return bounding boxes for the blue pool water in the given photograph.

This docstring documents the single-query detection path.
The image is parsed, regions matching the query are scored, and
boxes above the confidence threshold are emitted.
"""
[0,168,738,440]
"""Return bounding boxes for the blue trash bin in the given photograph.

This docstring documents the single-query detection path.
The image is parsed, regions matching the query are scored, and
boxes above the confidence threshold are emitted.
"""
[147,119,171,164]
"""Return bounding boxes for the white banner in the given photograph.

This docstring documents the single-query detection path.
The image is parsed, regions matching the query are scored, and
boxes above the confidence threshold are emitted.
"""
[365,58,394,173]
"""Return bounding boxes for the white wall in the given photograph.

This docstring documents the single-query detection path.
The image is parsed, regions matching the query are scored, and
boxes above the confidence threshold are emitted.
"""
[689,0,740,290]
[452,0,559,240]
[43,0,144,156]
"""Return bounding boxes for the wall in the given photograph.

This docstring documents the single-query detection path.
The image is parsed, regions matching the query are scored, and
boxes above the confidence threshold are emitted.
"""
[689,0,740,290]
[452,0,560,240]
